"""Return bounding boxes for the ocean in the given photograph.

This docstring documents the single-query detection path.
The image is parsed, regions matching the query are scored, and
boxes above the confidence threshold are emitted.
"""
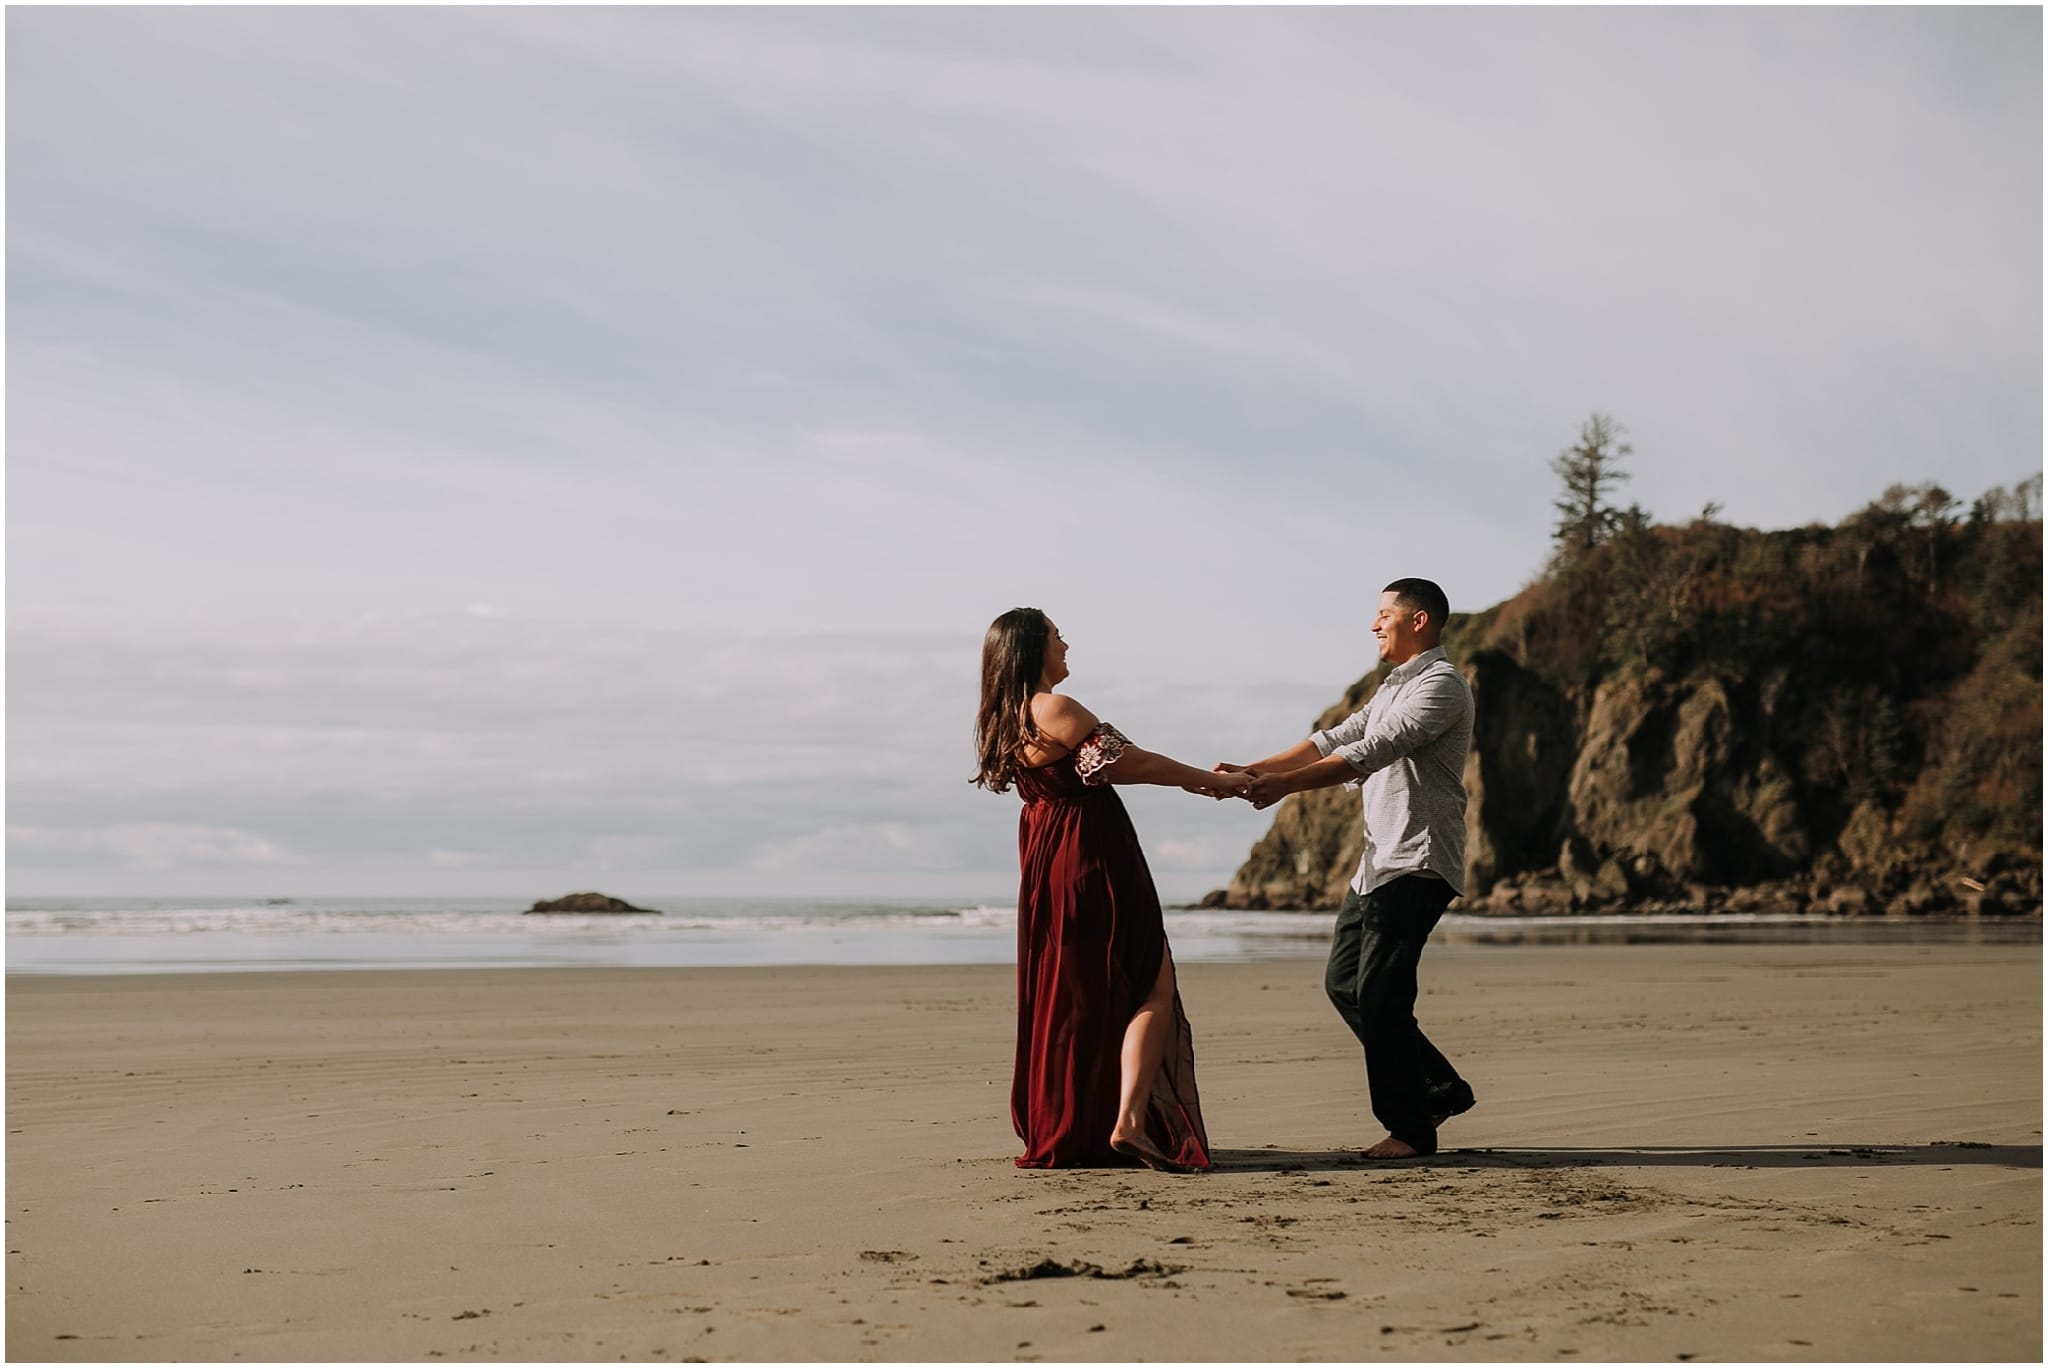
[5,895,2036,975]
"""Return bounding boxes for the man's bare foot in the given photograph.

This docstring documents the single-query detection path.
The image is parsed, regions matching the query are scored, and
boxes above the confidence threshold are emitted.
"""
[1363,1135,1422,1159]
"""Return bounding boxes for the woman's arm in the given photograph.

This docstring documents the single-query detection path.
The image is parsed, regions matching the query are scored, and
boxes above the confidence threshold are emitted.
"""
[1031,694,1248,797]
[1098,742,1250,796]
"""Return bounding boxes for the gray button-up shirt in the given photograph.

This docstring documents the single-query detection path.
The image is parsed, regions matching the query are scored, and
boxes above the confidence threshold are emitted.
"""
[1309,645,1474,896]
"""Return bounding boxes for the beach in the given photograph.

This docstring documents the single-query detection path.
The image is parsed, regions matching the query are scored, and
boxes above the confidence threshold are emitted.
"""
[7,940,2039,1362]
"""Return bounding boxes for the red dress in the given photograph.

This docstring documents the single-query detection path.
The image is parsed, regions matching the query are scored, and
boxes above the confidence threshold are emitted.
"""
[1010,722,1212,1170]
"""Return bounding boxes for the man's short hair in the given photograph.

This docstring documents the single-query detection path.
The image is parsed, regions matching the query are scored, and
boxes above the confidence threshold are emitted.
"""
[1383,577,1450,628]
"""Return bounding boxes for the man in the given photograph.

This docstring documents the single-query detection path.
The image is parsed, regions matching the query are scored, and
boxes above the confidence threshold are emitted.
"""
[1224,578,1476,1159]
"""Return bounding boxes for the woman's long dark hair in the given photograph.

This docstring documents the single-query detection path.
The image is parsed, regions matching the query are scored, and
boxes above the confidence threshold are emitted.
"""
[973,607,1050,793]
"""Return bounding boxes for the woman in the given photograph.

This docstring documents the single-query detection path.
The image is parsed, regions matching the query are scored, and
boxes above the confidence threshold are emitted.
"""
[973,607,1248,1172]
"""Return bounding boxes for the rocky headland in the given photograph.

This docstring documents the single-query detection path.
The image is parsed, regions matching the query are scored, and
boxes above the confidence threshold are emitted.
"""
[1209,481,2043,918]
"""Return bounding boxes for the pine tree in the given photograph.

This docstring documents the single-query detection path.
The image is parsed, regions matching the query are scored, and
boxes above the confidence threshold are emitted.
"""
[1550,413,1632,559]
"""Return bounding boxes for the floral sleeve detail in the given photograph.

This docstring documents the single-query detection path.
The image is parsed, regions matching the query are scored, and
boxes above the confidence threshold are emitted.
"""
[1074,723,1131,787]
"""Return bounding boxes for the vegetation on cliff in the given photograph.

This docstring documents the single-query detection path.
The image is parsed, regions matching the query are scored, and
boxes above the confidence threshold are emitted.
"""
[1217,417,2042,916]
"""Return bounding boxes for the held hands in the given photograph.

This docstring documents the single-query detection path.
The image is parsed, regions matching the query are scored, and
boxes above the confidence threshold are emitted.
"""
[1183,767,1254,800]
[1193,762,1249,802]
[1209,763,1288,810]
[1240,769,1288,810]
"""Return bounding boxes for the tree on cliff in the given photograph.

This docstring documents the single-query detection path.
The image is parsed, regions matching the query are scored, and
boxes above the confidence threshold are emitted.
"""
[1550,413,1632,559]
[1599,502,1661,670]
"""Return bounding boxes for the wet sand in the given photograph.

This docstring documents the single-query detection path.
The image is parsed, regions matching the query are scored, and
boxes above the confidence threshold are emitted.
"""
[6,941,2040,1361]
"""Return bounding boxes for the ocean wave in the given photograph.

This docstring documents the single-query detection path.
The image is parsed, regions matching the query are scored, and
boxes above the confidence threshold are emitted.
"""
[5,898,2028,974]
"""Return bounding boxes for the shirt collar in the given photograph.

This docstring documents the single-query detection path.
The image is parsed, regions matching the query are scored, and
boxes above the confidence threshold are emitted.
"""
[1386,644,1447,682]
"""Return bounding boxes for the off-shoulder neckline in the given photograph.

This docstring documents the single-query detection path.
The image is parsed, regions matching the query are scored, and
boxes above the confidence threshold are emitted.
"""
[1021,719,1114,770]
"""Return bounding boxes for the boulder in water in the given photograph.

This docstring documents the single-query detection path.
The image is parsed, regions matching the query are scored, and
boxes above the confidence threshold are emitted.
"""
[525,891,660,915]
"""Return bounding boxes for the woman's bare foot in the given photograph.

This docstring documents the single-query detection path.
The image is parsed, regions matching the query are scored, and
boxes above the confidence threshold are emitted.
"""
[1363,1135,1422,1159]
[1110,1121,1195,1173]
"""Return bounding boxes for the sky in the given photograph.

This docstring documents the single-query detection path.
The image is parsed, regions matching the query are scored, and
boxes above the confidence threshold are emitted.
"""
[7,7,2041,900]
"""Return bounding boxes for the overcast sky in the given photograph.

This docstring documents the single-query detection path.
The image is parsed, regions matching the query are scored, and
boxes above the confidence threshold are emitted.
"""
[8,7,2041,899]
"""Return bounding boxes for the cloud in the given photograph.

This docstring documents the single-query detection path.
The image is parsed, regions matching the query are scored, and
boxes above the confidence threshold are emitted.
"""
[745,822,955,875]
[6,8,2037,891]
[7,614,1290,894]
[9,823,285,872]
[1149,832,1263,873]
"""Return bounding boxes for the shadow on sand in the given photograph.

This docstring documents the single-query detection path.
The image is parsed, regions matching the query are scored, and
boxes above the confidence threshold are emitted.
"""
[1210,1143,2042,1172]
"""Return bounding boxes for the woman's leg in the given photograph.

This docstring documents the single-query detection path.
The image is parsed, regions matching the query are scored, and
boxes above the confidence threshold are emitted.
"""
[1110,950,1177,1144]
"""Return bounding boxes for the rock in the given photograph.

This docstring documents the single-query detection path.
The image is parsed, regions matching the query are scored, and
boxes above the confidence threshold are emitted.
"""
[1963,874,2037,917]
[1222,749,1366,911]
[1987,871,2029,901]
[1825,885,1877,917]
[1895,880,1955,917]
[1462,651,1576,895]
[525,892,659,915]
[1984,850,2034,877]
[1232,673,1392,911]
[1835,802,1894,872]
[1209,521,2041,914]
[1557,834,1596,886]
[1962,887,2006,918]
[1724,886,1768,914]
[1592,858,1632,903]
[1565,674,1715,881]
[1731,758,1810,867]
[1517,880,1572,916]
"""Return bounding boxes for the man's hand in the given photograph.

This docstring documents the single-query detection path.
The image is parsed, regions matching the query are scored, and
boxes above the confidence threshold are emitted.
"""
[1242,769,1290,810]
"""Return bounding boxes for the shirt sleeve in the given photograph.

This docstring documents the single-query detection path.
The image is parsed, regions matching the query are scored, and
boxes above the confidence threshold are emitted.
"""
[1323,666,1468,778]
[1311,701,1376,757]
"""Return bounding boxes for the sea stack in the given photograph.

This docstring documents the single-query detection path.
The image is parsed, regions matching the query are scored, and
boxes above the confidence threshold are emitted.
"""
[525,891,660,915]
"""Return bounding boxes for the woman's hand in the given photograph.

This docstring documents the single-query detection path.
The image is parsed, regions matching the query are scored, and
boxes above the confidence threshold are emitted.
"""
[1186,767,1255,800]
[1206,761,1249,801]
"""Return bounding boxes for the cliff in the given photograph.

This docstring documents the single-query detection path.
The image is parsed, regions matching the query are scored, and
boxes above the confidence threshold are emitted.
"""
[1213,489,2043,917]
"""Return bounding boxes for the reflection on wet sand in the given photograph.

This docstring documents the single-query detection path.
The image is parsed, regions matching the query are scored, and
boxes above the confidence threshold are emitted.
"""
[1188,912,2042,960]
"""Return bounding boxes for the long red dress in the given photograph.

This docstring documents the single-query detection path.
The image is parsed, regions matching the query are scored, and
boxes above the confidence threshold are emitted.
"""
[1010,722,1212,1170]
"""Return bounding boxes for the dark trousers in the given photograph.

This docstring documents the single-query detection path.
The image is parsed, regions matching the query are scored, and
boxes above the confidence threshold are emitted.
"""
[1325,874,1465,1154]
